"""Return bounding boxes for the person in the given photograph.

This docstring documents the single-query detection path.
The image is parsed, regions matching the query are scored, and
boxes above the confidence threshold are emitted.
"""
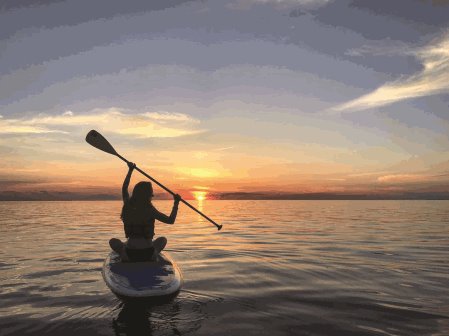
[109,161,181,262]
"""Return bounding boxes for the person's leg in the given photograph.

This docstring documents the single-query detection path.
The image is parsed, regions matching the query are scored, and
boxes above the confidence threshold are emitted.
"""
[152,236,167,254]
[109,238,129,261]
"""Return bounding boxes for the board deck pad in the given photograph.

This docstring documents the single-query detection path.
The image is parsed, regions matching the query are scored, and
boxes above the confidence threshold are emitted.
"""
[102,251,182,298]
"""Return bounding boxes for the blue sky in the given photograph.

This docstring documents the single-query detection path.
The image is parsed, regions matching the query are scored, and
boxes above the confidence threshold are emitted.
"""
[1,0,449,199]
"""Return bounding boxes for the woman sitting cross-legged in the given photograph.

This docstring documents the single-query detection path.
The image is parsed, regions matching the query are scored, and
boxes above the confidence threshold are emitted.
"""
[109,162,181,262]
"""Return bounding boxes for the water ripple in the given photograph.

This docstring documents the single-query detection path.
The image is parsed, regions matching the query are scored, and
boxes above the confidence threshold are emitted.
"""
[0,200,448,335]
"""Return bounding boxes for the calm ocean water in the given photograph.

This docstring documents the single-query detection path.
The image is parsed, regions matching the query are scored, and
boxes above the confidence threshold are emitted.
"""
[0,200,448,336]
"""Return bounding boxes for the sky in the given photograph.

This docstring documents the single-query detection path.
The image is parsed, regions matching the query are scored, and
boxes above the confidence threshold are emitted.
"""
[1,0,449,200]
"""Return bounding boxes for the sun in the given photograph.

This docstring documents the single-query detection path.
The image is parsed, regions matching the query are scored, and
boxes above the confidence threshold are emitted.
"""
[192,191,207,201]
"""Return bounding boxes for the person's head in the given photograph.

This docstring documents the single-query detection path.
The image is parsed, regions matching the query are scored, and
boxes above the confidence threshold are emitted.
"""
[130,181,154,205]
[121,181,153,223]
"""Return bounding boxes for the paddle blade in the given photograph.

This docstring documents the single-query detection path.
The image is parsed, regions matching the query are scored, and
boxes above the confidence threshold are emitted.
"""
[85,130,118,156]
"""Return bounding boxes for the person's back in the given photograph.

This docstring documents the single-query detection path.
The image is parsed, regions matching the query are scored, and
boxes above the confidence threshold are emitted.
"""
[122,190,155,240]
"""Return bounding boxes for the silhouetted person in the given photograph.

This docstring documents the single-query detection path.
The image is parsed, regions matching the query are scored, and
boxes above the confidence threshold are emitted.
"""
[109,162,181,262]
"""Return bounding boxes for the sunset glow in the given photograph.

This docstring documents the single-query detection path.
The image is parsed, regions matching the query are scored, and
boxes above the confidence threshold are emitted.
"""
[1,1,449,201]
[192,191,207,202]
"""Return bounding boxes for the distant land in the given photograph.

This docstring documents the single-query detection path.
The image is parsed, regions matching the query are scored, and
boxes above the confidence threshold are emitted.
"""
[1,191,449,201]
[215,192,449,200]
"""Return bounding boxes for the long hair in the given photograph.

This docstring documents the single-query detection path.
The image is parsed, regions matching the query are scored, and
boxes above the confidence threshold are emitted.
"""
[121,181,153,224]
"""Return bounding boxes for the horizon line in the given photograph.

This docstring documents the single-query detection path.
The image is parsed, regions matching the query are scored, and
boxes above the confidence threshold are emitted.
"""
[1,191,449,201]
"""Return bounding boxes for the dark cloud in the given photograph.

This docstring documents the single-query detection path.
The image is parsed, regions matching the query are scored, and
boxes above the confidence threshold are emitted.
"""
[0,0,197,78]
[311,0,447,41]
[349,0,449,28]
[0,178,47,188]
[289,8,307,17]
[0,0,391,112]
[1,0,433,87]
[1,0,447,117]
[0,0,195,39]
[0,0,64,12]
[284,0,444,76]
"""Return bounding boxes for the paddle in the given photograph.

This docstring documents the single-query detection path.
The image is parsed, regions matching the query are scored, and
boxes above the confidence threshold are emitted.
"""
[85,130,223,231]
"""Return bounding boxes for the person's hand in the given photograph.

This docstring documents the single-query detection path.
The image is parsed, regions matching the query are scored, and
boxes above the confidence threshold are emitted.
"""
[173,194,181,203]
[127,162,136,170]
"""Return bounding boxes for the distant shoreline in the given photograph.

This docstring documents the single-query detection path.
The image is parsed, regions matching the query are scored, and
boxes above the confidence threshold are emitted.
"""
[1,199,449,202]
[1,192,449,201]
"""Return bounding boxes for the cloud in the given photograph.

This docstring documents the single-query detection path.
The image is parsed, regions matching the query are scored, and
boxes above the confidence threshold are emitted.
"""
[215,146,235,151]
[377,174,428,183]
[345,40,414,57]
[228,0,330,10]
[193,185,210,190]
[0,118,67,134]
[0,108,204,138]
[334,31,449,111]
[143,112,199,123]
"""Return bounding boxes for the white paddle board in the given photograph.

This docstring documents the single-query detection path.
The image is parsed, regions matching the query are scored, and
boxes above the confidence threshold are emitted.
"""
[102,251,182,299]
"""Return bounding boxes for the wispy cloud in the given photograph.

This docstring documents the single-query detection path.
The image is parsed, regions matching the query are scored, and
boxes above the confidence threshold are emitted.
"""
[215,146,235,151]
[345,40,413,57]
[193,185,210,190]
[228,0,329,10]
[143,112,199,123]
[0,108,204,138]
[377,174,429,183]
[0,119,67,134]
[334,31,449,112]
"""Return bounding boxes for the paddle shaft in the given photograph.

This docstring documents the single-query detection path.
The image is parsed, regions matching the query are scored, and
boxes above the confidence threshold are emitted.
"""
[115,153,222,230]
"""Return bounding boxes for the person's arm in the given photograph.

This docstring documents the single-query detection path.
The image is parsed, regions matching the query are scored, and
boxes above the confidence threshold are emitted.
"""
[122,162,136,203]
[152,194,181,224]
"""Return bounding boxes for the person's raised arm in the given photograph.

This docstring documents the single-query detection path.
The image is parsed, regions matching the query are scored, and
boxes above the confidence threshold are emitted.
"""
[122,162,136,203]
[151,194,181,224]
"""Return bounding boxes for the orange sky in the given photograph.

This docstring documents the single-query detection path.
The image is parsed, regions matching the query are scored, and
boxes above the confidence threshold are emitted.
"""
[2,124,448,200]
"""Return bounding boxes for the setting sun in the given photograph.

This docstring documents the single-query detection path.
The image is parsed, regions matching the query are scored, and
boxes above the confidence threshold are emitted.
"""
[192,191,207,201]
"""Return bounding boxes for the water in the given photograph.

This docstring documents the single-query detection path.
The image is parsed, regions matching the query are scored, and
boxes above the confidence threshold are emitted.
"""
[1,200,448,336]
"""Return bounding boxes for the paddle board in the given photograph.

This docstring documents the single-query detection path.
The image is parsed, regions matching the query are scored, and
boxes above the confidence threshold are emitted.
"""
[102,251,182,299]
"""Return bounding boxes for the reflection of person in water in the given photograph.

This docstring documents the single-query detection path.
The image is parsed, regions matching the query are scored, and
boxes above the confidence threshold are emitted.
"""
[109,161,181,262]
[113,301,184,336]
